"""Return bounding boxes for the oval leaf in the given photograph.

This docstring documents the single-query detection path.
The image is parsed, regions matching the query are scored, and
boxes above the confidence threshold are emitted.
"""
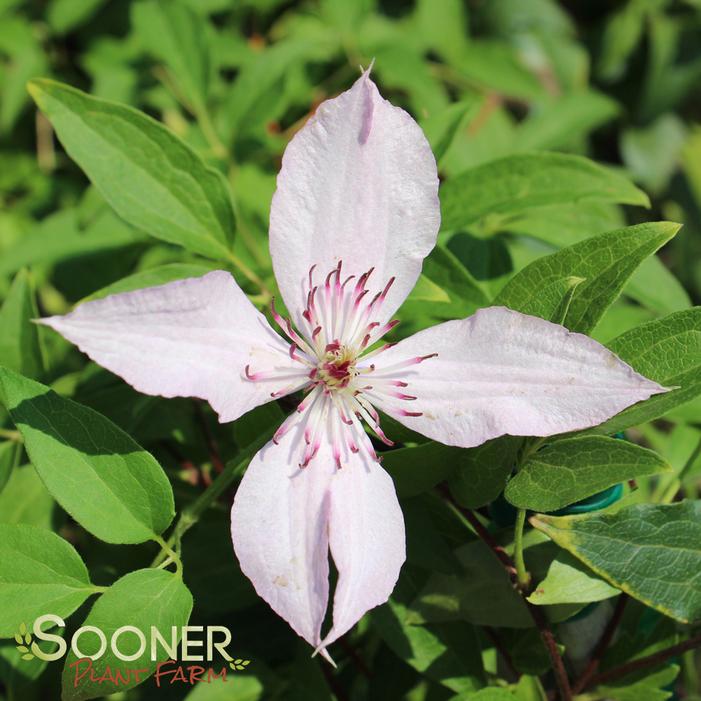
[596,308,701,433]
[505,436,671,512]
[528,551,620,606]
[495,222,680,333]
[61,569,193,701]
[28,79,235,260]
[531,501,701,623]
[0,269,44,379]
[0,367,175,544]
[440,152,649,231]
[0,524,95,636]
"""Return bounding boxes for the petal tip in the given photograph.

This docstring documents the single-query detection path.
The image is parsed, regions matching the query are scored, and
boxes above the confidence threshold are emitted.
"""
[312,644,337,667]
[360,57,376,80]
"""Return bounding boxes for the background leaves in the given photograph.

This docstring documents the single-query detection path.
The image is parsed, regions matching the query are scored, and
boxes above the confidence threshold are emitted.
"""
[1,0,701,700]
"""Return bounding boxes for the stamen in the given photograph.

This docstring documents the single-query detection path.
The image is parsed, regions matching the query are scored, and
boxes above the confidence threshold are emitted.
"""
[369,353,438,375]
[260,263,434,468]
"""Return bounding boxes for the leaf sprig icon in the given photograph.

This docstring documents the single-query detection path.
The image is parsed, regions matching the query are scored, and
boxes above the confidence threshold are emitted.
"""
[14,623,35,661]
[229,658,251,671]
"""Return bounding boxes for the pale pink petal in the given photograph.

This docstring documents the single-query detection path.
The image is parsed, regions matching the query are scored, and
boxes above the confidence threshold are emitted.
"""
[320,446,405,650]
[230,412,405,658]
[368,306,667,448]
[231,426,331,651]
[39,271,300,423]
[269,70,440,326]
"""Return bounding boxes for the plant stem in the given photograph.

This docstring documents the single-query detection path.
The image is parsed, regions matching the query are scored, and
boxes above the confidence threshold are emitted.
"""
[0,428,21,441]
[153,534,183,575]
[151,426,276,568]
[442,496,515,575]
[528,605,573,701]
[587,633,701,689]
[513,508,530,590]
[439,487,572,701]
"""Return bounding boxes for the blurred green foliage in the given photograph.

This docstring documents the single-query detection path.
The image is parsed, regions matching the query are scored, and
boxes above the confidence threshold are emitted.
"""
[1,1,701,700]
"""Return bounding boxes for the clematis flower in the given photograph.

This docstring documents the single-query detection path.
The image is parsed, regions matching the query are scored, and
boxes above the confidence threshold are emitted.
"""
[41,70,666,662]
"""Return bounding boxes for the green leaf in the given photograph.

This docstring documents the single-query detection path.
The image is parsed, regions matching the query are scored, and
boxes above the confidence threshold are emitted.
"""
[402,244,489,330]
[527,550,619,606]
[0,637,49,689]
[454,40,547,101]
[372,583,485,694]
[27,79,236,260]
[460,689,515,701]
[184,674,264,700]
[440,153,649,231]
[132,0,211,111]
[500,275,584,327]
[219,39,323,143]
[410,541,533,629]
[448,436,522,509]
[0,440,20,495]
[0,524,95,637]
[594,308,701,433]
[495,222,680,333]
[505,437,671,512]
[0,465,54,528]
[47,0,107,34]
[0,208,144,278]
[531,501,701,623]
[0,270,44,379]
[0,18,47,133]
[403,496,462,574]
[621,114,687,194]
[61,569,193,701]
[0,367,175,544]
[182,511,257,615]
[625,254,692,316]
[598,0,646,81]
[598,664,679,701]
[516,92,620,151]
[383,443,459,499]
[421,99,478,164]
[83,263,214,302]
[507,201,625,250]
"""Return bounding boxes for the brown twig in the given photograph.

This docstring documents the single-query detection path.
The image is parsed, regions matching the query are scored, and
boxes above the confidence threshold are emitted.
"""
[587,633,701,689]
[528,603,573,701]
[572,594,628,694]
[438,486,573,701]
[438,486,516,576]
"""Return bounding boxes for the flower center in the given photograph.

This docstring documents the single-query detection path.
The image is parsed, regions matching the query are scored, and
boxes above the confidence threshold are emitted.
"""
[318,341,356,389]
[244,261,437,469]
